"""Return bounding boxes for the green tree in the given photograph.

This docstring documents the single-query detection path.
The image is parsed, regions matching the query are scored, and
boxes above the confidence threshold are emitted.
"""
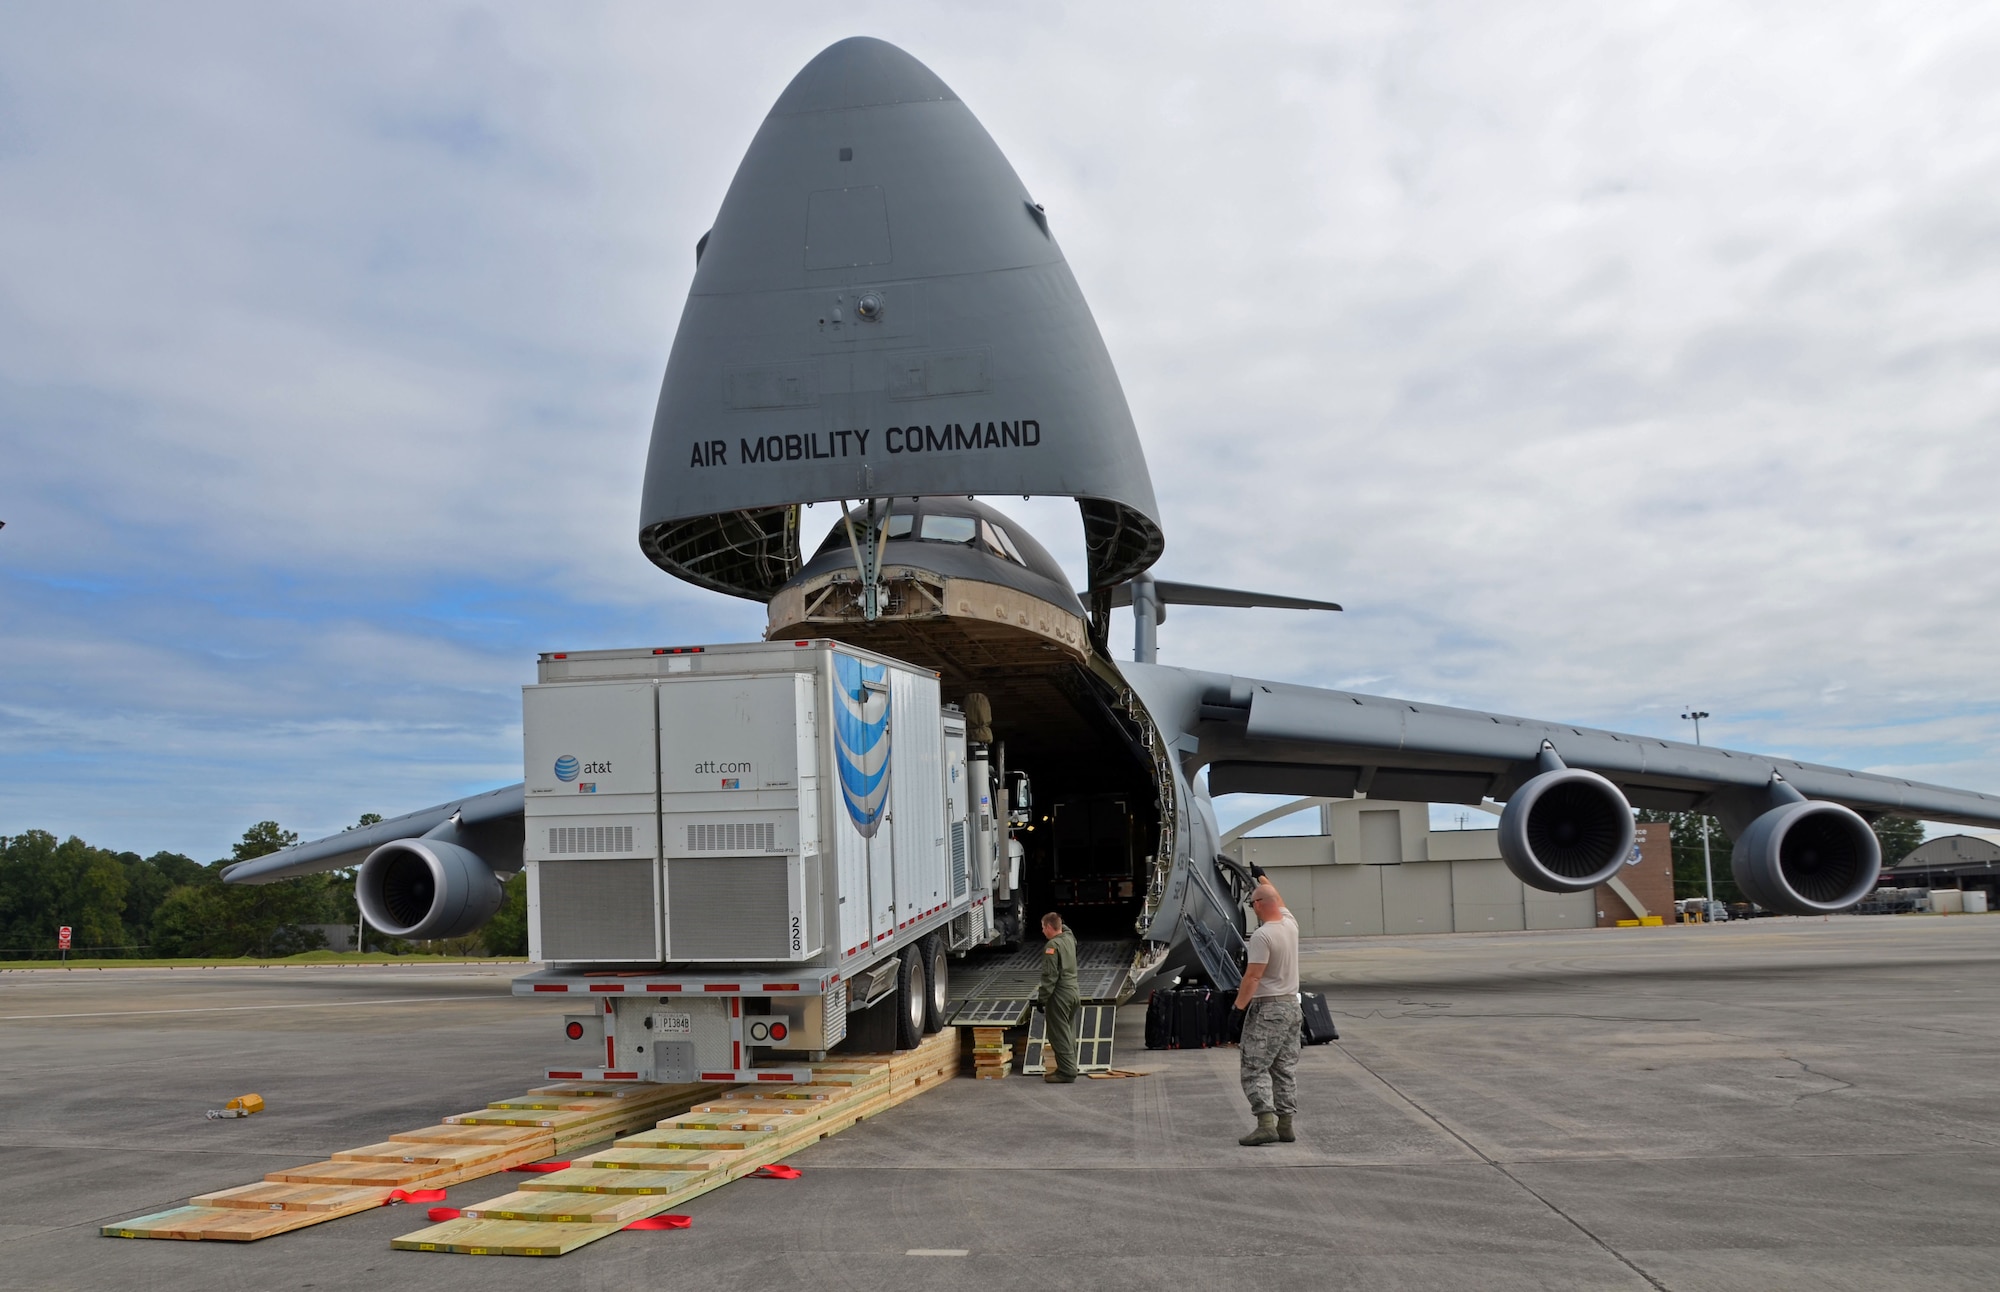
[149,850,206,887]
[1871,816,1925,866]
[233,821,299,861]
[150,821,344,957]
[481,871,529,956]
[1636,811,1744,904]
[108,850,207,951]
[0,831,130,953]
[149,881,234,957]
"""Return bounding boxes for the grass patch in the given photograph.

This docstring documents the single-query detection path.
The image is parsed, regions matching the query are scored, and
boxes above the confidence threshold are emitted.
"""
[1,951,532,970]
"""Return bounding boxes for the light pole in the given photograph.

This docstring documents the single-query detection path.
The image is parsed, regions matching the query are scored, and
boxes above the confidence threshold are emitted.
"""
[1683,709,1715,909]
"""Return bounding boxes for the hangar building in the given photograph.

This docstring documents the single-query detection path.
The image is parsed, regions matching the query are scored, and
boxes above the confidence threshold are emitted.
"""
[1881,834,2000,905]
[1223,799,1675,937]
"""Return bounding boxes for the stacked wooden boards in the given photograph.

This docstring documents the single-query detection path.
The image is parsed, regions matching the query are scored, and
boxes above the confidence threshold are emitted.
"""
[970,1026,1013,1079]
[391,1026,961,1257]
[950,999,1032,1081]
[101,1078,733,1242]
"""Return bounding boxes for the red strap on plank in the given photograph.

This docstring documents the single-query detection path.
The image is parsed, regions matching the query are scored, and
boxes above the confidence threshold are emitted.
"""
[506,1162,573,1173]
[427,1206,462,1222]
[385,1189,449,1204]
[623,1214,692,1230]
[753,1164,802,1179]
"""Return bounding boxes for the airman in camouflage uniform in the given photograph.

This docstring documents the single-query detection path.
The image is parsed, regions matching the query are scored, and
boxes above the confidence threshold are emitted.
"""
[1234,884,1301,1145]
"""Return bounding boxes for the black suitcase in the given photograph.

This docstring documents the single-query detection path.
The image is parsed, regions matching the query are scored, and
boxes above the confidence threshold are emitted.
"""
[1172,987,1209,1049]
[1144,989,1173,1050]
[1207,990,1243,1046]
[1300,990,1338,1045]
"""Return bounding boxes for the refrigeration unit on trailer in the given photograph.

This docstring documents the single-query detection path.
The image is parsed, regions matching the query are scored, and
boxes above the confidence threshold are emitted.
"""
[513,640,1011,1084]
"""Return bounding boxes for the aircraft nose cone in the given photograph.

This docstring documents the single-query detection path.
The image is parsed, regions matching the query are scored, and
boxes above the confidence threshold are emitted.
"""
[641,36,1165,600]
[771,37,958,115]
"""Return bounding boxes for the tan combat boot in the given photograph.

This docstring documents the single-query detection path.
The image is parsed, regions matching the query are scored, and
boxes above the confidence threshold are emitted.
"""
[1238,1113,1279,1146]
[1276,1114,1296,1142]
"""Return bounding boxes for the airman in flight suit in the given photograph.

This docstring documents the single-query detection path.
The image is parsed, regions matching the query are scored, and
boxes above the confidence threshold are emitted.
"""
[1036,912,1079,1083]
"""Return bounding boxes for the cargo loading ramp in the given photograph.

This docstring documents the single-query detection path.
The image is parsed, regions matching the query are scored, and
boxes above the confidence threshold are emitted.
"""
[946,938,1135,1017]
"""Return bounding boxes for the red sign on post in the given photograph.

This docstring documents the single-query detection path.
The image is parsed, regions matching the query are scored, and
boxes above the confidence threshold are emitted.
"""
[58,926,72,951]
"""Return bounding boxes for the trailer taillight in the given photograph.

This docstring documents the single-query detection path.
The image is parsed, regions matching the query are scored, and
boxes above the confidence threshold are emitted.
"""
[565,1021,584,1040]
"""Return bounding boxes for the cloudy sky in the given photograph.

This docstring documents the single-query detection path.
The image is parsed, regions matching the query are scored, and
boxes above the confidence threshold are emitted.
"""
[4,2,1999,859]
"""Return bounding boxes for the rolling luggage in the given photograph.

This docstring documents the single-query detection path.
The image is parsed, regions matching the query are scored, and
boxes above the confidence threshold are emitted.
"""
[1171,987,1209,1050]
[1208,990,1244,1046]
[1300,990,1338,1045]
[1144,989,1173,1050]
[1144,982,1260,1050]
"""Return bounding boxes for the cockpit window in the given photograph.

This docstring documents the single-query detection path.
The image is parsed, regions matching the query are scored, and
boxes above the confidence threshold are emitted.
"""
[918,514,978,544]
[811,510,912,558]
[812,507,1029,569]
[982,520,1025,565]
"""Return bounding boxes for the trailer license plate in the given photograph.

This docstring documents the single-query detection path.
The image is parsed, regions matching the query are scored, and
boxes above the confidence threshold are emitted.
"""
[656,1012,693,1036]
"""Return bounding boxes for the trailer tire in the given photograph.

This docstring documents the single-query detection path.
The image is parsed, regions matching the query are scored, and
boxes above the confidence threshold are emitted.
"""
[921,933,948,1033]
[896,944,926,1050]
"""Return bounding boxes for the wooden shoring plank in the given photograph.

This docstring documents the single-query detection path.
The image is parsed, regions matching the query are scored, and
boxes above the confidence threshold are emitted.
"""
[493,1081,732,1112]
[550,1114,687,1154]
[653,1111,798,1134]
[443,1107,609,1130]
[103,1199,380,1242]
[334,1139,528,1169]
[735,1081,877,1102]
[461,1187,680,1225]
[103,1207,221,1241]
[517,1167,729,1196]
[782,1069,885,1088]
[392,1124,551,1147]
[395,1039,965,1254]
[528,1080,717,1099]
[392,1217,623,1256]
[610,1128,770,1152]
[264,1159,454,1188]
[191,1182,388,1212]
[101,1074,711,1244]
[686,1099,822,1119]
[571,1146,740,1172]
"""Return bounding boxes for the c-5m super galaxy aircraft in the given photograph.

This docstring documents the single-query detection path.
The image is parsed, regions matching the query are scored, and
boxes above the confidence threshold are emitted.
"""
[228,37,2000,996]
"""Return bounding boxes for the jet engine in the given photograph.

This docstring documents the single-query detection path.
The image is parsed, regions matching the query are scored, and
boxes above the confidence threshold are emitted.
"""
[356,836,505,940]
[1730,798,1880,915]
[1499,748,1636,892]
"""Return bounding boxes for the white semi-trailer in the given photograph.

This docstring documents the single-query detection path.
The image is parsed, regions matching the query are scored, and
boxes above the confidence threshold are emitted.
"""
[513,640,1021,1085]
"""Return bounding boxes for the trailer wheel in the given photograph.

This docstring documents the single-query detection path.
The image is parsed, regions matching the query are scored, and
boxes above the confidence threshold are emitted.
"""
[896,944,926,1050]
[921,933,948,1033]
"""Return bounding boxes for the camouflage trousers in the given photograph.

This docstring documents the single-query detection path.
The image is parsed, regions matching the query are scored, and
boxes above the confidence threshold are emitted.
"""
[1238,996,1302,1116]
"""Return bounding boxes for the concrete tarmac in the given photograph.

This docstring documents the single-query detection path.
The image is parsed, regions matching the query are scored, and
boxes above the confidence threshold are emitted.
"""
[3,915,1997,1290]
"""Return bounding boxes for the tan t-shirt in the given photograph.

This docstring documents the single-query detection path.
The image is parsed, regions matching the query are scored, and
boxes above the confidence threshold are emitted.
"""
[1246,907,1300,999]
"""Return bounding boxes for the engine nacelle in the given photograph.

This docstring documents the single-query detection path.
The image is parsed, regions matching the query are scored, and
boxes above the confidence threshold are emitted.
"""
[357,838,505,940]
[1499,764,1636,893]
[1731,800,1880,915]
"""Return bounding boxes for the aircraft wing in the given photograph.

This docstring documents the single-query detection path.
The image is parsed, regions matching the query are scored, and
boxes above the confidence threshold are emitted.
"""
[222,783,525,885]
[1126,663,2000,833]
